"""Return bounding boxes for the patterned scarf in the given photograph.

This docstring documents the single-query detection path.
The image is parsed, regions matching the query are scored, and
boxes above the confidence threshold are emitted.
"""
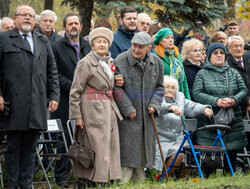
[93,50,113,80]
[167,50,185,83]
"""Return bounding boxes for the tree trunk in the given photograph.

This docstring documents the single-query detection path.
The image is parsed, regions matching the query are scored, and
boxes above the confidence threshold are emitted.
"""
[44,0,54,10]
[77,0,94,37]
[0,0,10,18]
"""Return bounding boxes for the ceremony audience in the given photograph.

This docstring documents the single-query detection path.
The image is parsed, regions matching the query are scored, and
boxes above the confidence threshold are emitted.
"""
[109,6,138,58]
[0,17,14,32]
[51,12,91,187]
[193,42,248,176]
[0,5,59,188]
[154,27,191,99]
[154,75,213,177]
[114,32,164,183]
[69,27,123,187]
[182,38,204,100]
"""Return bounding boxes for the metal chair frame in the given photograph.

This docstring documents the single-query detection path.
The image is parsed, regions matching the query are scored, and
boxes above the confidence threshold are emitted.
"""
[33,119,68,189]
[160,117,234,181]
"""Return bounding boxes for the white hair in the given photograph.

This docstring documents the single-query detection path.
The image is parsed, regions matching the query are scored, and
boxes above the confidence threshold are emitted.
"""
[228,35,244,46]
[40,10,57,23]
[163,75,179,91]
[138,13,151,25]
[0,17,14,31]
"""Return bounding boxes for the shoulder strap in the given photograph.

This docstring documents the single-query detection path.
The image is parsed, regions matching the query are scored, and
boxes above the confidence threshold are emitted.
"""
[226,70,229,96]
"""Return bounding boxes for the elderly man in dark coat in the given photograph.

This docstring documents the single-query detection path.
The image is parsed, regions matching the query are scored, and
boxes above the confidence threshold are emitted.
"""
[227,36,250,116]
[114,32,164,182]
[0,5,59,189]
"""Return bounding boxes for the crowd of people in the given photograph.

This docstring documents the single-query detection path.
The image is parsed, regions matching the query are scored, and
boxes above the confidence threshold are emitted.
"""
[0,4,249,189]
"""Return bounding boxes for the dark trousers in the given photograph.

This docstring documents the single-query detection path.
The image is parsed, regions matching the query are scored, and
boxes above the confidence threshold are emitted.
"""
[54,123,71,183]
[5,130,39,189]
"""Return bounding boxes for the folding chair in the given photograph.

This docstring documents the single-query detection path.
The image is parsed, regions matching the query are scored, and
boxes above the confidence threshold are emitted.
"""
[160,116,234,181]
[237,111,250,171]
[33,119,68,189]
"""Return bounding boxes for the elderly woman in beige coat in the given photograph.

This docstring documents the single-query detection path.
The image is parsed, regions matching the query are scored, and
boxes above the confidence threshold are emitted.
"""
[69,27,123,186]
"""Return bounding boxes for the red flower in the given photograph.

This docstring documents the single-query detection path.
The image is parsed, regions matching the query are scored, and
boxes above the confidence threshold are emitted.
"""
[111,65,116,72]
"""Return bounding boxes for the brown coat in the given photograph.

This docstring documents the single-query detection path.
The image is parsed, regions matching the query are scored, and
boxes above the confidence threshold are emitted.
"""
[69,51,122,182]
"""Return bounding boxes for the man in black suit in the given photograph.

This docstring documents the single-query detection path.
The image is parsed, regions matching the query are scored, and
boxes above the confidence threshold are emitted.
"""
[227,35,250,116]
[51,12,91,186]
[0,5,60,189]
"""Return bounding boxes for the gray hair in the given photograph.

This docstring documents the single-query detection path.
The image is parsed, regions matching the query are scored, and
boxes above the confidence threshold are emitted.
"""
[0,17,14,31]
[14,5,35,17]
[40,10,57,23]
[228,35,244,46]
[138,13,151,25]
[163,75,179,91]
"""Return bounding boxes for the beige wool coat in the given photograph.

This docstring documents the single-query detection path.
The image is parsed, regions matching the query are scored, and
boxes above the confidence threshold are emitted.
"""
[69,50,123,182]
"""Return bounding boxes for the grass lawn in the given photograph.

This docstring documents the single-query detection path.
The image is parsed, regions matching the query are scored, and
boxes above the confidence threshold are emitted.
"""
[37,171,250,189]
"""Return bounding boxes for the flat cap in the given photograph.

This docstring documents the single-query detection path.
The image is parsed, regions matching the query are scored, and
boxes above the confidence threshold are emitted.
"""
[227,20,238,26]
[131,32,152,45]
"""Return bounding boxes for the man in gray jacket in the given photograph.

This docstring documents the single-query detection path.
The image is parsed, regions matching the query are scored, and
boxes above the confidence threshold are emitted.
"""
[114,32,164,182]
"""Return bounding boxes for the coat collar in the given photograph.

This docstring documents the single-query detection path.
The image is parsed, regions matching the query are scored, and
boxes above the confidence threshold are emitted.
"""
[117,25,138,40]
[183,59,203,68]
[87,51,113,89]
[10,28,44,56]
[127,48,155,66]
[228,54,245,71]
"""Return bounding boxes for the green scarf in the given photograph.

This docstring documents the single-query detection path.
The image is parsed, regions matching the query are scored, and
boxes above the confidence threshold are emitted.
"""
[167,50,184,83]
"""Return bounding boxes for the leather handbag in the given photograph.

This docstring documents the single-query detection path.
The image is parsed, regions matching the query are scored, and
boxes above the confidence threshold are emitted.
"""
[214,70,235,125]
[67,126,95,168]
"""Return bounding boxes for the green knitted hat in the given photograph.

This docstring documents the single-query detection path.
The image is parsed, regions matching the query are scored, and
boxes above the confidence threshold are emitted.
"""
[154,28,173,45]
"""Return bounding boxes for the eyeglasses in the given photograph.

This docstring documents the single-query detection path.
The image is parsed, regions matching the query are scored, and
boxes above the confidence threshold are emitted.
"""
[229,44,244,49]
[191,49,202,53]
[16,13,35,19]
[212,51,225,56]
[165,85,176,90]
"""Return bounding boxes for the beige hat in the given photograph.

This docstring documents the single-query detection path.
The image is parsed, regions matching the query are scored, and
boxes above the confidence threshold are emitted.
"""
[89,27,113,47]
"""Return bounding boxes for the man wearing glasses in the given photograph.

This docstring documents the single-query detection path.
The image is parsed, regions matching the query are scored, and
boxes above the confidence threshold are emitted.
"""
[227,36,250,116]
[0,5,59,188]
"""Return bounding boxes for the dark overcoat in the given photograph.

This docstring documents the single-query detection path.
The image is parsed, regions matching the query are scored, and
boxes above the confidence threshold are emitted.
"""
[36,27,62,44]
[114,49,164,169]
[51,35,91,124]
[227,54,250,113]
[193,62,248,150]
[183,59,203,100]
[0,28,60,131]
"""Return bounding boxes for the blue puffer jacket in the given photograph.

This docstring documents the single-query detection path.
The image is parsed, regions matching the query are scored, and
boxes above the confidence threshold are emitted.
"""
[109,26,138,59]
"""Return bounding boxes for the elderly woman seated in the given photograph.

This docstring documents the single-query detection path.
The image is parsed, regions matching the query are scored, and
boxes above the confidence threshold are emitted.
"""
[153,75,213,178]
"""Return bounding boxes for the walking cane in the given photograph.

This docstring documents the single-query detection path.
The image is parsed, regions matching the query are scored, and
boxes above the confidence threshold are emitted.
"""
[151,113,169,181]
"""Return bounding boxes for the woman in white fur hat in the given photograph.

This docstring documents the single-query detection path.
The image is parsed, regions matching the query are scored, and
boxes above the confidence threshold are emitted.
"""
[69,27,123,186]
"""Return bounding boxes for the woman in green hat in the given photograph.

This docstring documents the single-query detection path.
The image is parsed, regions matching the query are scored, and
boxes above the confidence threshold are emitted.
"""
[154,28,191,99]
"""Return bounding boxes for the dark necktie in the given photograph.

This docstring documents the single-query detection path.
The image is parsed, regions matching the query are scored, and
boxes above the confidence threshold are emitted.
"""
[73,44,80,61]
[22,34,31,50]
[238,60,244,68]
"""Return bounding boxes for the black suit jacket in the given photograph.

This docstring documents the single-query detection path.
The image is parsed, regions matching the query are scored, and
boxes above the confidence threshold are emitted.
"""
[51,35,91,123]
[0,28,60,131]
[227,54,250,115]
